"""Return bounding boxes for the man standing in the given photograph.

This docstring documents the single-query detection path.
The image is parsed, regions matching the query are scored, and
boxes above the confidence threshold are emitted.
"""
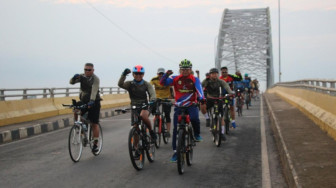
[70,63,101,153]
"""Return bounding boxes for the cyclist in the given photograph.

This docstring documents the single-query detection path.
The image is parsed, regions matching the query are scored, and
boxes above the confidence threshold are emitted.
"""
[118,65,157,141]
[150,68,173,137]
[252,78,260,99]
[219,67,242,128]
[201,68,234,139]
[243,73,252,106]
[69,62,101,153]
[160,59,205,162]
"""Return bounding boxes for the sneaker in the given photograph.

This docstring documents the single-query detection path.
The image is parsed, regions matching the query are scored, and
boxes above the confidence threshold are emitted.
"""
[221,133,227,141]
[150,130,157,141]
[231,122,237,129]
[164,131,171,138]
[170,152,177,162]
[134,149,141,160]
[195,135,203,142]
[206,119,210,127]
[92,144,99,153]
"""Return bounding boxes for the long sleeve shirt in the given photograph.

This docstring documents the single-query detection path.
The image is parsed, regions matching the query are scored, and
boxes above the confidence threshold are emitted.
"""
[70,74,100,103]
[160,74,204,107]
[118,75,156,104]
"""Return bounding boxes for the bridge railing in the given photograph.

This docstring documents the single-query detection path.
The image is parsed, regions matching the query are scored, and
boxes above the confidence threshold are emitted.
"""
[0,87,127,101]
[274,79,336,96]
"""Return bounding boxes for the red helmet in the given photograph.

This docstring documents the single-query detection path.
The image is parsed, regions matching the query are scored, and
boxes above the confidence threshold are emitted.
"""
[132,65,145,73]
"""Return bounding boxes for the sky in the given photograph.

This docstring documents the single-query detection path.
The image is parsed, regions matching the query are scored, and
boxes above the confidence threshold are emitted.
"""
[1,0,335,91]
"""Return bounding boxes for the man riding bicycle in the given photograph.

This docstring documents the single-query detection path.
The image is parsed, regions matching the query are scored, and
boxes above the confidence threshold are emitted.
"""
[69,62,101,153]
[118,65,157,141]
[160,59,205,162]
[150,67,174,137]
[201,68,234,139]
[219,67,242,128]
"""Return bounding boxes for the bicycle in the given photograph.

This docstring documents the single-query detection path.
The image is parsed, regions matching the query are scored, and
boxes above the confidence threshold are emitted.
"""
[175,103,196,175]
[244,87,251,109]
[236,89,244,116]
[222,94,232,135]
[152,98,172,148]
[207,97,224,147]
[63,99,103,162]
[116,103,156,171]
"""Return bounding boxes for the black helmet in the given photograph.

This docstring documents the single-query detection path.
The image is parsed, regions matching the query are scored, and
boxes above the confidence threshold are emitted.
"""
[209,68,218,73]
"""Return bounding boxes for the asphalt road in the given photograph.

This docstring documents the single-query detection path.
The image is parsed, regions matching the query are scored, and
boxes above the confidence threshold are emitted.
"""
[0,97,286,187]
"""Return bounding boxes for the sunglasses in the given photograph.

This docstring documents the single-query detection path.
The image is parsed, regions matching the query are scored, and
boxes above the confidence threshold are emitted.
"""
[180,68,191,71]
[222,72,228,74]
[84,69,92,72]
[158,73,164,75]
[134,72,144,75]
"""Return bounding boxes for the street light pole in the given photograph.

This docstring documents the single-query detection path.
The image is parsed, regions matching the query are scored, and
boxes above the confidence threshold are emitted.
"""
[278,0,281,82]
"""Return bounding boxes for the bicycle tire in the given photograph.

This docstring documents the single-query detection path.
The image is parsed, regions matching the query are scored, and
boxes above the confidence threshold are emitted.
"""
[89,123,103,156]
[214,116,222,147]
[161,114,169,144]
[128,127,145,170]
[177,129,185,174]
[186,129,194,166]
[224,106,230,135]
[145,127,155,162]
[153,117,161,149]
[68,125,83,162]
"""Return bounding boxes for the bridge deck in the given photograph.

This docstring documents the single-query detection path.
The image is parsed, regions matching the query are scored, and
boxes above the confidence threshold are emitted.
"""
[265,93,336,187]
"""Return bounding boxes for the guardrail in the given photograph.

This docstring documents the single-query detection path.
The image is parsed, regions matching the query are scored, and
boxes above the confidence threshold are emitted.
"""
[274,79,336,96]
[0,87,127,101]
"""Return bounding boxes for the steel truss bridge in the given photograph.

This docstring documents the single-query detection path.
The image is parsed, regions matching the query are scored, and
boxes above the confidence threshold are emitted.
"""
[215,8,274,88]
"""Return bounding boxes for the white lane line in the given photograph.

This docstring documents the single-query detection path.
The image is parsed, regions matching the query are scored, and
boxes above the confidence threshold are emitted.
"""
[261,96,271,188]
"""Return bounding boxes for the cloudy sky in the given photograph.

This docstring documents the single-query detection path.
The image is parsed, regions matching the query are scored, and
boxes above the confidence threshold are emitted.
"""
[1,0,335,91]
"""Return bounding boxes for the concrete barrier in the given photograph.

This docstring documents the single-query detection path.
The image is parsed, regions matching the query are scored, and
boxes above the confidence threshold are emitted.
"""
[0,98,59,127]
[267,86,336,141]
[0,94,130,127]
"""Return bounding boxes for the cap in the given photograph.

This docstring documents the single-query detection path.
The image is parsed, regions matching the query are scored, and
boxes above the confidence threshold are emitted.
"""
[157,68,165,74]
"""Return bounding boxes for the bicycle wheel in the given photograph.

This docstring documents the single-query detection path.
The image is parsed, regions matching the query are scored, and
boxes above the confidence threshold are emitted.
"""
[128,127,145,170]
[224,106,230,135]
[186,129,194,166]
[68,125,83,162]
[145,127,155,162]
[177,129,186,174]
[153,117,161,149]
[161,114,169,144]
[89,123,103,156]
[213,116,222,147]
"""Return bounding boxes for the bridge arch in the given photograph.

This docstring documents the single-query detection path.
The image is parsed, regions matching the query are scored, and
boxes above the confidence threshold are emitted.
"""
[215,8,274,88]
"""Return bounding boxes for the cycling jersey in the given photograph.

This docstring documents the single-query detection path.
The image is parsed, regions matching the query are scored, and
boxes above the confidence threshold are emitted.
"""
[201,78,233,98]
[160,74,204,106]
[118,75,156,104]
[70,74,101,103]
[150,76,172,99]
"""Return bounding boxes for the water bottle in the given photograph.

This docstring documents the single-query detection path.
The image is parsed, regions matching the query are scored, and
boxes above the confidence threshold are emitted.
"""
[82,124,87,131]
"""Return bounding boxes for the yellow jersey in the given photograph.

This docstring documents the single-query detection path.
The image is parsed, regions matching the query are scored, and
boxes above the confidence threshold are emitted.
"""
[150,76,172,99]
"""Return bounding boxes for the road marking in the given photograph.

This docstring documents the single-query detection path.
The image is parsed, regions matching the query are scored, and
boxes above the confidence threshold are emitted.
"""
[260,96,271,188]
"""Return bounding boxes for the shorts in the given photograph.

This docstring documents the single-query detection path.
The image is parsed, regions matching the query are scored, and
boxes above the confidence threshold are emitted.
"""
[81,100,101,124]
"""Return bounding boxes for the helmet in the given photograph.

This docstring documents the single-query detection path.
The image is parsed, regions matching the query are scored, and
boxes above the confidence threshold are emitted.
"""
[157,68,165,74]
[132,65,145,73]
[179,59,192,68]
[244,73,249,77]
[209,68,218,73]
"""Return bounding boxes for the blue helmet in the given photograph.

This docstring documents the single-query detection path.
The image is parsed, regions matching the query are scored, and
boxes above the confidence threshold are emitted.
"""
[132,65,145,73]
